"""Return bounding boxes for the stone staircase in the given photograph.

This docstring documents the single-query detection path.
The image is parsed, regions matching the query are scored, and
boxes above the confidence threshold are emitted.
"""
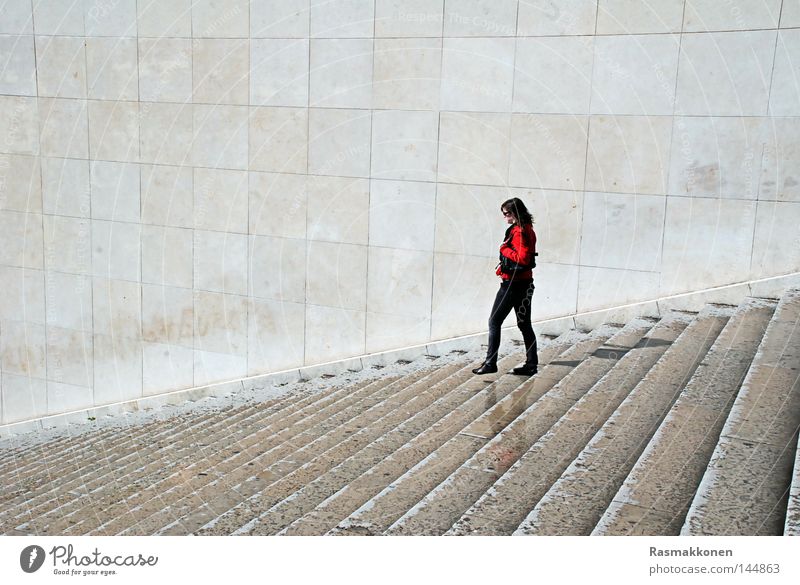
[1,288,799,536]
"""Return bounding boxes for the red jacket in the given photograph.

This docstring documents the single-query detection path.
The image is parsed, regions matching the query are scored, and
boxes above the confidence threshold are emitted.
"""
[497,224,536,281]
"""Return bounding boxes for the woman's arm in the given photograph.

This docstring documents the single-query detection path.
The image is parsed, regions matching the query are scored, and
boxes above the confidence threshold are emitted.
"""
[500,226,533,265]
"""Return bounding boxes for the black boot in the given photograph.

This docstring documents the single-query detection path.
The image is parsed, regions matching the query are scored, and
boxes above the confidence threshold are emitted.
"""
[511,364,537,376]
[472,362,498,375]
[518,328,538,376]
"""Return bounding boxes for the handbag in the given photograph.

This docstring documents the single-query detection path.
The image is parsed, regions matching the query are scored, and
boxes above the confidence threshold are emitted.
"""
[499,253,536,274]
[498,226,537,274]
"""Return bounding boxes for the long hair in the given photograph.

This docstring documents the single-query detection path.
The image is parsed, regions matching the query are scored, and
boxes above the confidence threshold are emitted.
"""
[501,198,533,226]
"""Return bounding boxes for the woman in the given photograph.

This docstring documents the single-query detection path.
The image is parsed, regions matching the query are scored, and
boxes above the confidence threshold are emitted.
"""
[472,198,539,376]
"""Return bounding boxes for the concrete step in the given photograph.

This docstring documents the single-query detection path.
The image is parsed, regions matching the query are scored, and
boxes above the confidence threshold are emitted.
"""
[220,357,530,535]
[144,358,485,535]
[102,361,467,536]
[0,397,287,531]
[0,373,374,520]
[682,288,800,535]
[592,297,777,535]
[237,332,576,535]
[786,438,800,535]
[448,311,693,535]
[0,403,247,508]
[0,374,349,489]
[3,287,797,537]
[8,373,405,535]
[386,318,658,535]
[278,330,588,536]
[329,325,619,536]
[515,304,732,535]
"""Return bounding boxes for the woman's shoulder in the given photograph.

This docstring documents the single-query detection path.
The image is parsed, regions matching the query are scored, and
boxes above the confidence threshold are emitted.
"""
[515,223,535,234]
[520,223,536,244]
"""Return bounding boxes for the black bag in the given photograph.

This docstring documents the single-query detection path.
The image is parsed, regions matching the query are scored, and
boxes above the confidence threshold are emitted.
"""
[498,226,537,274]
[499,254,536,274]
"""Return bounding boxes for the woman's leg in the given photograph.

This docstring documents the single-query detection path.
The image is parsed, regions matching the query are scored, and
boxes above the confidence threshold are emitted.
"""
[484,282,515,366]
[513,280,538,369]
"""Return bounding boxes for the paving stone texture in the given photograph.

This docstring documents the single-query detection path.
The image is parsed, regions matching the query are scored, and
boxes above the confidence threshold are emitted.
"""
[1,288,799,536]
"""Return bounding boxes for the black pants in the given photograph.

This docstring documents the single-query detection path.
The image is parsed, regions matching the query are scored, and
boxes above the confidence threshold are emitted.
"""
[485,279,538,367]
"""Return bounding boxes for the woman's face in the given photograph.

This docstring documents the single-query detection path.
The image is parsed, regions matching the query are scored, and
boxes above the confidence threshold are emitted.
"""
[502,208,516,225]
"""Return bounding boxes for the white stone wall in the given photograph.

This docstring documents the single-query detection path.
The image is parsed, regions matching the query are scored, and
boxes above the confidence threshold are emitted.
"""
[1,0,799,424]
